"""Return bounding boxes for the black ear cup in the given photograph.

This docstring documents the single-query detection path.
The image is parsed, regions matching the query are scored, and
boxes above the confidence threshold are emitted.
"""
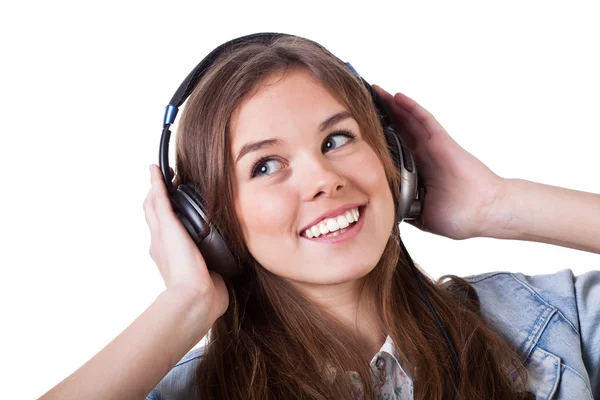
[169,183,242,280]
[170,184,209,241]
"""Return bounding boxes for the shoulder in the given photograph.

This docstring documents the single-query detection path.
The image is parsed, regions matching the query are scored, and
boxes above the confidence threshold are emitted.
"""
[145,346,206,400]
[462,268,599,399]
[462,268,599,337]
[462,268,580,333]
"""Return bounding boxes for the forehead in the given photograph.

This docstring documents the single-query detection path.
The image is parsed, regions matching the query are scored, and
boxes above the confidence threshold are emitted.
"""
[229,68,346,152]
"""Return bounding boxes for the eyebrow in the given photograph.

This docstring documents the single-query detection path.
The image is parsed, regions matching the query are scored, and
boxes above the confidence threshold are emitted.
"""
[319,111,353,133]
[235,111,353,164]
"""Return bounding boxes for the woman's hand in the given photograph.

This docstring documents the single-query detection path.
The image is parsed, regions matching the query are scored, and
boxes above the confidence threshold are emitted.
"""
[373,86,508,240]
[143,164,229,321]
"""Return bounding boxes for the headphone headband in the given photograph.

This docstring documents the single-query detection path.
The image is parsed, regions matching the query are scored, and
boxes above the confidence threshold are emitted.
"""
[168,33,288,110]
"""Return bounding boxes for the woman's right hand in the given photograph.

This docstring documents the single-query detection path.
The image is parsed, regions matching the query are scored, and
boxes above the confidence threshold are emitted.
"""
[143,164,230,323]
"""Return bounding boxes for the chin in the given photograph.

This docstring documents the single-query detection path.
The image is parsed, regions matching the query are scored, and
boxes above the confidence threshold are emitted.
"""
[311,261,376,285]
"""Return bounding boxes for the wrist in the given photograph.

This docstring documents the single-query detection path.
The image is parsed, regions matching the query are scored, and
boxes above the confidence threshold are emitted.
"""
[161,288,214,344]
[479,178,522,239]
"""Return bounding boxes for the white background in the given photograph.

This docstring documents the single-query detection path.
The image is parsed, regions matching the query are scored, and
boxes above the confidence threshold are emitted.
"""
[1,1,599,398]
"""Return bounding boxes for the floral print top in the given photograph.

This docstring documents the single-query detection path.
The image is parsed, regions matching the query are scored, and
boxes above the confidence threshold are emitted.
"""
[347,335,414,399]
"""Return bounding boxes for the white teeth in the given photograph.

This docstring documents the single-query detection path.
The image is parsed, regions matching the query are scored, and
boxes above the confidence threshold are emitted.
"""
[345,210,355,223]
[326,218,339,231]
[326,229,343,237]
[319,223,329,235]
[311,225,320,237]
[303,207,362,238]
[337,215,349,229]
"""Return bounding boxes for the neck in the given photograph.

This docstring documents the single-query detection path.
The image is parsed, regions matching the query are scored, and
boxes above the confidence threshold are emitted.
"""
[290,275,387,356]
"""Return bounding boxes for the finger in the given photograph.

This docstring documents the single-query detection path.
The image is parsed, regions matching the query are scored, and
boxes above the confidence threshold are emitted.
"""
[375,87,435,141]
[143,196,162,256]
[372,85,420,148]
[149,164,170,197]
[143,188,159,232]
[208,270,229,318]
[380,91,440,150]
[386,104,421,150]
[372,84,394,105]
[149,164,178,222]
[374,85,446,143]
[393,92,446,139]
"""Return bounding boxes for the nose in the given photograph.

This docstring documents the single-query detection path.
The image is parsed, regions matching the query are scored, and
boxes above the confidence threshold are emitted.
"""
[299,155,347,201]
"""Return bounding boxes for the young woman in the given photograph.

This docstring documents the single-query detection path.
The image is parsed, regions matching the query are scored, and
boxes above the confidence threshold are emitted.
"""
[40,33,599,400]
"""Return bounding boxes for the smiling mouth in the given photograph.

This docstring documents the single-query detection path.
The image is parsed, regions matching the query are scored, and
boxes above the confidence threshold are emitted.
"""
[301,205,366,243]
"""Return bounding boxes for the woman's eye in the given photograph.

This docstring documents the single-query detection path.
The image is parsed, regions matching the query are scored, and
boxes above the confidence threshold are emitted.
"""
[322,130,356,152]
[250,130,356,179]
[251,158,283,178]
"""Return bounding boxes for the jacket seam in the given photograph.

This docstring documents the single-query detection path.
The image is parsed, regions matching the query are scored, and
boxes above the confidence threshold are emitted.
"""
[561,362,595,399]
[175,355,203,368]
[462,271,510,283]
[174,349,205,367]
[508,273,579,335]
[523,307,556,359]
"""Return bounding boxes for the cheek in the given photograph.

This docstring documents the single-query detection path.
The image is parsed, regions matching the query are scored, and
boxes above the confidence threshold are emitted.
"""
[355,148,396,228]
[355,147,390,194]
[236,186,296,242]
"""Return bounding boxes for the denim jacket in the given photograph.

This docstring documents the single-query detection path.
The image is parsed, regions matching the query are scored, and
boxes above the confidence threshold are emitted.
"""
[146,268,599,399]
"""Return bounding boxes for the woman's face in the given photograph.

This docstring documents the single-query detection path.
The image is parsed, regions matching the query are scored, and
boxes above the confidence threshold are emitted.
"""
[230,68,395,292]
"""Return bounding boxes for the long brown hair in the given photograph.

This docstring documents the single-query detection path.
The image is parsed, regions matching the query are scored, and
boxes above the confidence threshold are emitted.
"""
[174,35,534,399]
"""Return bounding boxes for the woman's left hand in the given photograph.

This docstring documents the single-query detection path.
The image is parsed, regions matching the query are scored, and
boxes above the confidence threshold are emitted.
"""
[373,85,508,240]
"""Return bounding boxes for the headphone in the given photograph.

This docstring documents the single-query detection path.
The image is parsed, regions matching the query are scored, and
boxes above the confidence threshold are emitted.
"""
[158,32,459,383]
